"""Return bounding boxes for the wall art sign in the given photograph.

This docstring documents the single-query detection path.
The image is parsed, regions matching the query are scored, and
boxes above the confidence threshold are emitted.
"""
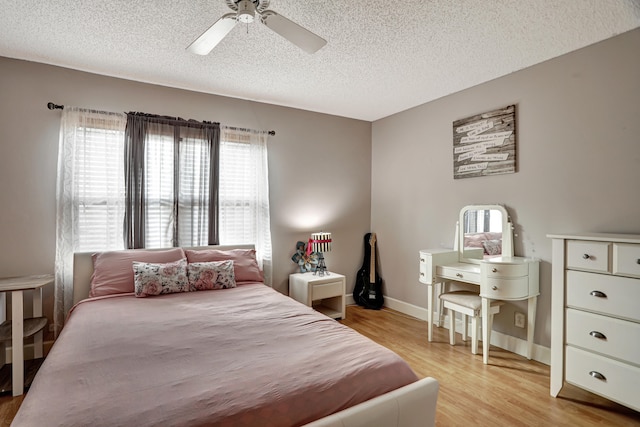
[453,104,516,179]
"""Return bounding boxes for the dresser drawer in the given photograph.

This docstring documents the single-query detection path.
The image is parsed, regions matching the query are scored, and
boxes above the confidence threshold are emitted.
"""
[566,240,610,273]
[482,277,529,299]
[566,270,640,322]
[566,309,640,363]
[482,262,528,278]
[613,243,640,278]
[419,257,429,284]
[312,281,343,300]
[566,346,640,412]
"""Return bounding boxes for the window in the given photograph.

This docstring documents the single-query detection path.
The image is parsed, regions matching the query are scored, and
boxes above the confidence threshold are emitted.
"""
[75,125,126,251]
[142,127,213,248]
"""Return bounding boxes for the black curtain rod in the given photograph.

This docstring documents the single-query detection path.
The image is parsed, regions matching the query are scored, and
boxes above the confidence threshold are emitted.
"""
[46,102,276,136]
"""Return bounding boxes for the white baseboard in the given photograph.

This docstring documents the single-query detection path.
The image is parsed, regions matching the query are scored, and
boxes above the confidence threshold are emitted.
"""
[349,294,550,366]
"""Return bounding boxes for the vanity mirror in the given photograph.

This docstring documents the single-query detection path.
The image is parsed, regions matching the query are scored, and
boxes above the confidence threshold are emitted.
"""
[455,204,514,263]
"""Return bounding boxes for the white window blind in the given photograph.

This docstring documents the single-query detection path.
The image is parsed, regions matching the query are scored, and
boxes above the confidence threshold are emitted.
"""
[144,128,211,248]
[72,120,126,252]
[219,139,256,244]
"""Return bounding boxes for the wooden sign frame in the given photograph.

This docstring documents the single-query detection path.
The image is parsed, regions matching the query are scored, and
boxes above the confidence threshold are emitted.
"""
[452,105,516,179]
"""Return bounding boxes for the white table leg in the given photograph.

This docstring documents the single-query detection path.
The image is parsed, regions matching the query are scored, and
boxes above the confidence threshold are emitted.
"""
[11,290,24,396]
[32,288,43,358]
[427,283,434,342]
[437,281,446,327]
[527,296,537,360]
[482,297,489,364]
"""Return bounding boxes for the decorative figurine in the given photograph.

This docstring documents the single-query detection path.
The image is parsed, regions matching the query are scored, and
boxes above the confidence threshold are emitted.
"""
[291,241,319,273]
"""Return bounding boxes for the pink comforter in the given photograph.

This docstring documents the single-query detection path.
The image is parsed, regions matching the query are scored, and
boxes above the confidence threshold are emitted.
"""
[13,283,418,426]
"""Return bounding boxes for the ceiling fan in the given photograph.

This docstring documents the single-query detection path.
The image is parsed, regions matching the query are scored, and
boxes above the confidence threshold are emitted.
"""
[187,0,327,55]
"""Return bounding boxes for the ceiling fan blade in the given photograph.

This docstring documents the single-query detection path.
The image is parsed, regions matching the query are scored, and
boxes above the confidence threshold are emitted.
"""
[187,13,237,55]
[261,11,326,54]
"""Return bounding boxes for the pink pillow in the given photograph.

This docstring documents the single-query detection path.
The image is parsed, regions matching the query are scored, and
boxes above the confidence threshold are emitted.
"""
[90,248,186,297]
[184,248,263,283]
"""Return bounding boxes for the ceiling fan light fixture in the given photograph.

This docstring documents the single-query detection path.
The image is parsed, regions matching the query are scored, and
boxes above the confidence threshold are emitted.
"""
[237,0,256,23]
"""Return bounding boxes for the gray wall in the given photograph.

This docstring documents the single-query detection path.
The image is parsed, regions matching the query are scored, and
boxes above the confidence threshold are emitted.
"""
[371,28,640,348]
[0,57,372,330]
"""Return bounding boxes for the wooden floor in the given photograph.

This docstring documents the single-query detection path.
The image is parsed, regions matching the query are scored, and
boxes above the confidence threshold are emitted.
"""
[340,305,640,427]
[1,305,639,426]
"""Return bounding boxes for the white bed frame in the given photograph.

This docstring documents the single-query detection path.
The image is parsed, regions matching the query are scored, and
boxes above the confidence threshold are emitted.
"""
[72,245,439,427]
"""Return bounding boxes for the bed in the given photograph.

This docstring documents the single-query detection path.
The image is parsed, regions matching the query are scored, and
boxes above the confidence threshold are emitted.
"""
[12,245,438,427]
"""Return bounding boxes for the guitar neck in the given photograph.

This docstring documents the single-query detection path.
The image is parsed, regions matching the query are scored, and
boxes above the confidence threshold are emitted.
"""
[369,237,376,283]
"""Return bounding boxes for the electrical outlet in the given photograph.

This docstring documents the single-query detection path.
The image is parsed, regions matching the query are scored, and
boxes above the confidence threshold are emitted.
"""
[514,312,525,328]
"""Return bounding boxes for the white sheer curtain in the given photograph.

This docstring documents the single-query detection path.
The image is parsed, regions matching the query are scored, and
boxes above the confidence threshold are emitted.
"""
[54,108,126,334]
[219,126,273,286]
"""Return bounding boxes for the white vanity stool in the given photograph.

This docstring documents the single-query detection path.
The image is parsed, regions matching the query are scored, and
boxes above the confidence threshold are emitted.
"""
[439,290,504,355]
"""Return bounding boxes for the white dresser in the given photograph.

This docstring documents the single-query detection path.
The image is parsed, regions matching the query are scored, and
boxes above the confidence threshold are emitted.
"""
[548,233,640,412]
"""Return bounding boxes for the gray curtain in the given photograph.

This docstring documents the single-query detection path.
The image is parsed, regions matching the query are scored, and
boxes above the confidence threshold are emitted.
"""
[124,113,220,249]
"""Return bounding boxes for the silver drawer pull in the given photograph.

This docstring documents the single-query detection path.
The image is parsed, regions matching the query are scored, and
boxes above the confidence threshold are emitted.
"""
[491,268,497,273]
[589,331,607,340]
[583,254,591,260]
[456,273,463,278]
[420,258,425,262]
[491,286,498,291]
[420,272,425,276]
[589,371,606,381]
[590,290,607,298]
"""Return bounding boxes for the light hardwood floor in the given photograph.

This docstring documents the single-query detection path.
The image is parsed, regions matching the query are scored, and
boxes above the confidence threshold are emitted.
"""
[340,305,640,427]
[1,305,639,426]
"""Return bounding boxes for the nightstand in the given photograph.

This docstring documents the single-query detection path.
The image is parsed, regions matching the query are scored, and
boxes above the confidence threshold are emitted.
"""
[289,272,345,319]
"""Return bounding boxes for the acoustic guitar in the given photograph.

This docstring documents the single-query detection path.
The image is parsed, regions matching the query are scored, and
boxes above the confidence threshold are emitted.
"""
[354,232,384,310]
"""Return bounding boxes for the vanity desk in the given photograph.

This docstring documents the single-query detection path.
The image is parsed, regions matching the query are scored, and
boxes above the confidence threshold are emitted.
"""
[419,205,540,364]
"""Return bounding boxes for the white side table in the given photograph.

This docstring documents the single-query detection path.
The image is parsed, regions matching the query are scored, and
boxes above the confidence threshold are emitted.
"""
[0,274,52,396]
[289,272,346,319]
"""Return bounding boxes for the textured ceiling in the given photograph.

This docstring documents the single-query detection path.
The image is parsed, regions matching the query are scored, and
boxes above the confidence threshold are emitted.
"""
[1,1,639,121]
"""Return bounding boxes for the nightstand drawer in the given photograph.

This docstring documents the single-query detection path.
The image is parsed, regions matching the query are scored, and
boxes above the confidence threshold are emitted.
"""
[481,277,528,299]
[312,280,343,300]
[566,270,640,322]
[613,243,640,278]
[566,309,640,362]
[567,240,610,273]
[566,346,640,412]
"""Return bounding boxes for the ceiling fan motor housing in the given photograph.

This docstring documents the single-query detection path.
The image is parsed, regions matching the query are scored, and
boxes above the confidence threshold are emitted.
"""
[237,0,256,23]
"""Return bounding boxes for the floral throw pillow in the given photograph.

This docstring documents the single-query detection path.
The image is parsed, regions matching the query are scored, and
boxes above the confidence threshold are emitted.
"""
[133,258,189,297]
[188,260,236,291]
